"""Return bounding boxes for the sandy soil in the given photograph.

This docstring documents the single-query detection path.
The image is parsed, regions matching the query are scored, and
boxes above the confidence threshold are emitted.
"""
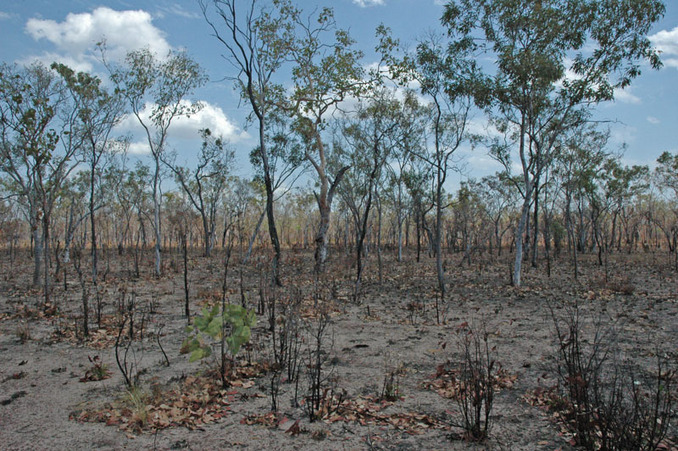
[0,248,676,450]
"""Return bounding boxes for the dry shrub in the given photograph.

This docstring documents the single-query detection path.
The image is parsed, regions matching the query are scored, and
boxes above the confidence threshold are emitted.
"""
[551,302,673,450]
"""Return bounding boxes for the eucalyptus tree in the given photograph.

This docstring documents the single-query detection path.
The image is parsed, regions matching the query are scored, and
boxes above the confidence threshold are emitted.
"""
[587,157,621,271]
[335,89,400,302]
[654,151,678,267]
[201,0,297,285]
[388,90,428,262]
[596,161,650,276]
[52,63,126,286]
[381,30,474,309]
[164,128,234,257]
[285,6,370,274]
[402,155,435,263]
[656,152,678,199]
[0,62,82,302]
[106,158,151,253]
[57,170,95,267]
[222,175,259,252]
[605,162,649,252]
[554,125,610,278]
[55,170,100,335]
[104,47,207,277]
[0,196,22,263]
[384,160,410,263]
[453,181,485,265]
[245,115,306,263]
[442,0,665,286]
[476,173,517,257]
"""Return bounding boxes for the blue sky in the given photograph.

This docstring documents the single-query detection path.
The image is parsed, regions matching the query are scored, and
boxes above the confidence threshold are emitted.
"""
[1,0,677,184]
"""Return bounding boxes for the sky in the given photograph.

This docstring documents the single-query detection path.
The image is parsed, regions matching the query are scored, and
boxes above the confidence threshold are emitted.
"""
[1,0,677,188]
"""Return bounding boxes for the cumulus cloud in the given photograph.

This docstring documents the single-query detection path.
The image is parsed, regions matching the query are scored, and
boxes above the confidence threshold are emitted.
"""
[647,116,661,125]
[459,148,503,175]
[0,11,10,20]
[16,52,94,73]
[127,141,152,155]
[25,7,171,66]
[650,26,678,69]
[352,0,386,7]
[172,102,246,141]
[117,100,246,145]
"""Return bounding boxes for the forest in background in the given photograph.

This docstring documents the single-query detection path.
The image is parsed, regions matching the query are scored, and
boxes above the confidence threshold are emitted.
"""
[1,1,677,449]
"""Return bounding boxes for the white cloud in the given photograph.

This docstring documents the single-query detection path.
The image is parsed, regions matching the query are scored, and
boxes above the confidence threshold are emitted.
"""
[650,27,678,69]
[173,102,246,141]
[0,11,10,20]
[650,26,678,56]
[155,4,201,20]
[127,141,152,155]
[609,125,637,146]
[466,118,501,139]
[16,52,94,73]
[459,148,502,174]
[613,87,641,104]
[25,7,171,66]
[352,0,386,7]
[116,100,246,144]
[647,116,661,125]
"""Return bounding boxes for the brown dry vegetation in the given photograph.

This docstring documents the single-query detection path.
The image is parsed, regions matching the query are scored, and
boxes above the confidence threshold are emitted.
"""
[0,245,676,450]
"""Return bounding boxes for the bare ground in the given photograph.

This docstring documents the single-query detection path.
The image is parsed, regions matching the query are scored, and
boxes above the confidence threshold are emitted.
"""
[0,247,676,450]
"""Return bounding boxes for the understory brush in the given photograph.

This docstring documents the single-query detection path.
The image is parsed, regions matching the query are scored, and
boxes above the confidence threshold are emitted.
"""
[551,301,674,450]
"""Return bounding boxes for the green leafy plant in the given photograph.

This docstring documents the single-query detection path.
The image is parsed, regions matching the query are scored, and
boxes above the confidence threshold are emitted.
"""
[182,304,256,363]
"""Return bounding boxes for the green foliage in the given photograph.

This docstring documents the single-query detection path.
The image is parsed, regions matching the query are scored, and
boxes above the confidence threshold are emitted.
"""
[183,304,256,363]
[656,151,678,196]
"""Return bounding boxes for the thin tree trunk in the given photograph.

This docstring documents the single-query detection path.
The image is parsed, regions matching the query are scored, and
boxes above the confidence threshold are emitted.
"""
[315,202,331,275]
[531,182,540,268]
[42,213,51,306]
[153,158,162,278]
[243,209,266,265]
[32,222,42,289]
[376,193,383,283]
[513,197,531,287]
[183,233,190,320]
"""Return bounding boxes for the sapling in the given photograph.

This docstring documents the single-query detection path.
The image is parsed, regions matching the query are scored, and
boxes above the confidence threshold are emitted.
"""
[182,303,256,386]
